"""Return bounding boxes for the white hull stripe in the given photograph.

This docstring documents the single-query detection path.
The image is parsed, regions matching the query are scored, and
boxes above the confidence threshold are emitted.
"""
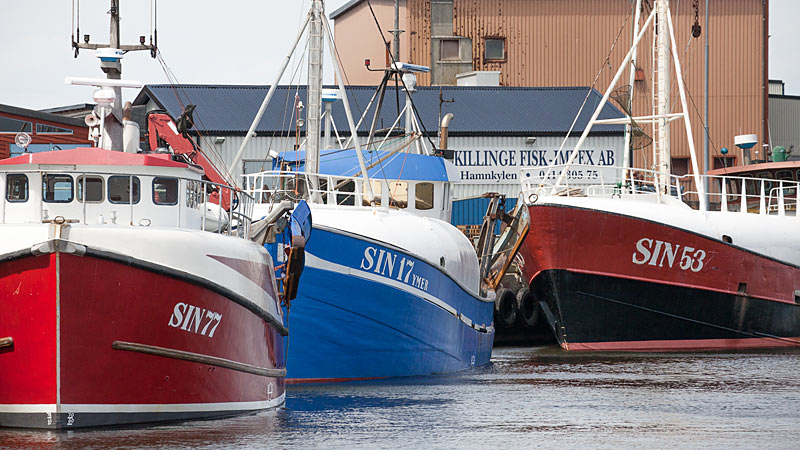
[305,251,491,332]
[0,395,285,414]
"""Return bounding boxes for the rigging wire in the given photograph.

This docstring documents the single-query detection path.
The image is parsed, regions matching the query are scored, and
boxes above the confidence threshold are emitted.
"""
[154,50,235,186]
[365,0,439,153]
[547,6,633,172]
[363,0,432,200]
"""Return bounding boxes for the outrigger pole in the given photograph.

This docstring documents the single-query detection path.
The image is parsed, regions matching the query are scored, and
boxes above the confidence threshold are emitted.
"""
[229,0,375,203]
[549,0,707,212]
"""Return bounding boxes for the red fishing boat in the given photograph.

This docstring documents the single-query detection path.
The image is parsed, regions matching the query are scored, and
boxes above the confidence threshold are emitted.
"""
[0,3,296,428]
[516,0,800,352]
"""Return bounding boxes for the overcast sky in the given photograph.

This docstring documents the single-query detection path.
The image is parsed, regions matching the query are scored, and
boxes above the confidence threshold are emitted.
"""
[1,0,798,111]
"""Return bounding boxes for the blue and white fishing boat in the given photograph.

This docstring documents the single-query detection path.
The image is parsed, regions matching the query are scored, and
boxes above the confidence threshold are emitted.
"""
[232,0,494,382]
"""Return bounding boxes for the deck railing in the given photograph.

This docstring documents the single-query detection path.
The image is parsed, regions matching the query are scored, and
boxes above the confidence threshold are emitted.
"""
[0,169,255,238]
[243,171,376,208]
[520,164,800,216]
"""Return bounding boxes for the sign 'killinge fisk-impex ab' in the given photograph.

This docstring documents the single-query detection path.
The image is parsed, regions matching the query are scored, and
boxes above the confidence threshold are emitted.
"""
[451,147,621,184]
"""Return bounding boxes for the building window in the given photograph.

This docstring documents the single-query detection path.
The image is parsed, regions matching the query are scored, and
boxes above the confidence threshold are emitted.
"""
[36,123,74,135]
[0,117,33,134]
[10,143,82,158]
[485,38,505,61]
[108,176,141,204]
[713,157,736,169]
[440,39,460,61]
[6,174,28,202]
[77,176,104,203]
[42,174,74,203]
[415,182,434,210]
[153,177,179,205]
[671,157,689,176]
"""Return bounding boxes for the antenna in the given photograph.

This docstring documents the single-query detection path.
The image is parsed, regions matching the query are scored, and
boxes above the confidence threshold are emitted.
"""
[70,0,158,149]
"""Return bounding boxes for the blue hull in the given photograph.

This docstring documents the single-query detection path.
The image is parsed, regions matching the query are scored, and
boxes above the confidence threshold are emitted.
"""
[277,226,494,382]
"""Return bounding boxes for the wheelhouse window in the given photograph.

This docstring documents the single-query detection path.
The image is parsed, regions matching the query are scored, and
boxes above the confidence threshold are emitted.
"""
[484,38,505,61]
[153,177,179,205]
[336,179,356,206]
[415,182,434,210]
[77,176,104,203]
[388,181,408,209]
[363,180,382,206]
[6,174,28,202]
[671,157,689,176]
[42,174,74,203]
[108,176,141,204]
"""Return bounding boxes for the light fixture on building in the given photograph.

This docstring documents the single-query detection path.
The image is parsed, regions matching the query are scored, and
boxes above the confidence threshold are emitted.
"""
[526,137,537,145]
[214,136,226,144]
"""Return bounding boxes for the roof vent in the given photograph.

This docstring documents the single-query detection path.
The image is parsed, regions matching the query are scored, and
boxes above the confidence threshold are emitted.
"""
[456,71,500,87]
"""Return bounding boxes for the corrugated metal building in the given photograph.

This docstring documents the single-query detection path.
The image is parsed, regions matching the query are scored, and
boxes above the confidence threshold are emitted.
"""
[133,84,624,224]
[0,104,90,159]
[768,94,800,157]
[332,0,769,179]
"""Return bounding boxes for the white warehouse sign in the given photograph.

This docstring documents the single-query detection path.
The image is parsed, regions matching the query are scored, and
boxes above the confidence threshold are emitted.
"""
[451,147,621,185]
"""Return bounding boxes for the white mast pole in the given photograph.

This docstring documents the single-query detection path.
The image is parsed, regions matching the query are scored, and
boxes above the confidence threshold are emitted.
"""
[655,0,671,193]
[550,8,656,191]
[306,0,324,200]
[228,12,313,175]
[666,6,707,211]
[622,0,643,180]
[320,13,375,202]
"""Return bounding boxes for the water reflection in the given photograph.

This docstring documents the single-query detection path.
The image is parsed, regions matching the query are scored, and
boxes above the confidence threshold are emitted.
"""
[3,346,800,449]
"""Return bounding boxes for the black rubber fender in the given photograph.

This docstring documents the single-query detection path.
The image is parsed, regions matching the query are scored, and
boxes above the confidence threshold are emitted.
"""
[516,287,540,329]
[494,287,518,329]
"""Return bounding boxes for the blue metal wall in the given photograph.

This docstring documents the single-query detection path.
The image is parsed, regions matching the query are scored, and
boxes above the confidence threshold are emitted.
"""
[451,197,518,227]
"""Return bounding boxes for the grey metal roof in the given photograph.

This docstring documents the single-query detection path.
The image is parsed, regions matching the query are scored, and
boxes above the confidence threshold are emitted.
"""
[134,84,624,137]
[0,103,86,127]
[329,0,364,19]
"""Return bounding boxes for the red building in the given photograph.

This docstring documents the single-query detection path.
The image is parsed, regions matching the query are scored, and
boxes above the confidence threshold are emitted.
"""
[0,104,90,159]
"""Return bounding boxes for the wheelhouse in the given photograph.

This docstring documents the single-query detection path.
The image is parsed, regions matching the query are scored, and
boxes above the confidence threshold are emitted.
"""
[0,148,253,235]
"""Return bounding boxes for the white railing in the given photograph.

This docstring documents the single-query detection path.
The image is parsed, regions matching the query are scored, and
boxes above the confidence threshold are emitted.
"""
[521,164,800,216]
[244,171,378,208]
[0,169,255,238]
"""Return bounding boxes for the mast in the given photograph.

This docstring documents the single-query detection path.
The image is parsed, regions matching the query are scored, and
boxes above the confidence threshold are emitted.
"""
[622,0,643,179]
[655,0,671,189]
[549,0,707,210]
[230,0,375,202]
[392,0,403,61]
[306,0,325,200]
[703,0,710,177]
[71,0,156,149]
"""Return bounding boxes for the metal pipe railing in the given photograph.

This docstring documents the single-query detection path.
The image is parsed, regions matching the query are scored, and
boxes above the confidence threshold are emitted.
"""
[0,169,254,238]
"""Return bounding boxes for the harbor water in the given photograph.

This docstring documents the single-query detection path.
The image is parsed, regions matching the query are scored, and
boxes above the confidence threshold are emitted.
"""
[3,345,800,449]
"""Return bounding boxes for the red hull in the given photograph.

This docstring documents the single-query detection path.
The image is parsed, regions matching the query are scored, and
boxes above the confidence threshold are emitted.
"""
[0,252,285,429]
[518,204,800,351]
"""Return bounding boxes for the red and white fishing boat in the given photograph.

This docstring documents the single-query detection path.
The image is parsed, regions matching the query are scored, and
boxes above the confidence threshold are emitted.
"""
[517,0,800,352]
[0,7,292,428]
